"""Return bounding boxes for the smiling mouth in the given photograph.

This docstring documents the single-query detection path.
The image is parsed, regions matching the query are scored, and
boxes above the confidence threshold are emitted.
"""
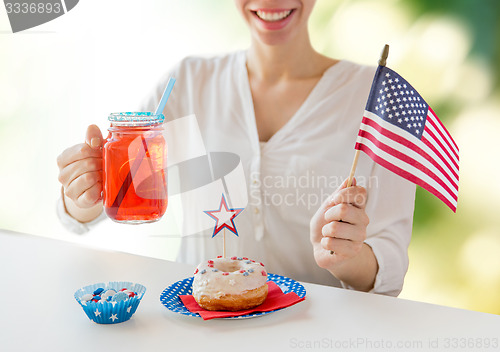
[253,9,294,22]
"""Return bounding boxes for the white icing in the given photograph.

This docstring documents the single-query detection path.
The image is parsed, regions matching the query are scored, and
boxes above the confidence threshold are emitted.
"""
[192,257,267,297]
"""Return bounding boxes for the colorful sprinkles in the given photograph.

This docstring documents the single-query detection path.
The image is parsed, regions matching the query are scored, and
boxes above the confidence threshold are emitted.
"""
[80,287,138,304]
[194,257,267,278]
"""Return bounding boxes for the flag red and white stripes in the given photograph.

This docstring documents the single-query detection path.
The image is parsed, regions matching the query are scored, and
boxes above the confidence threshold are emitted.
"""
[355,66,459,211]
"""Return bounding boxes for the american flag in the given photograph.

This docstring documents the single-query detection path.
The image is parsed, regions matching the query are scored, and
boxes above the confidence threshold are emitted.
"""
[355,65,459,212]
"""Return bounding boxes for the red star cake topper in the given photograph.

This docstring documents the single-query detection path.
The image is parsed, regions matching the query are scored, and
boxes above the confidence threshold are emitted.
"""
[204,194,244,238]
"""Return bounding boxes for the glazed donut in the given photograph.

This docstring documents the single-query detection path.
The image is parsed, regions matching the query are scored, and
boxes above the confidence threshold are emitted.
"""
[192,256,268,311]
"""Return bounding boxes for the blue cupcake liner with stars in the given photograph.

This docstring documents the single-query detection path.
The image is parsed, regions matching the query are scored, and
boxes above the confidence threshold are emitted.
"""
[160,273,306,319]
[74,281,146,324]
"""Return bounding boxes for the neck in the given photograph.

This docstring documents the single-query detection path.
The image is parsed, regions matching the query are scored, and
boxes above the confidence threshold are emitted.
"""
[246,31,321,82]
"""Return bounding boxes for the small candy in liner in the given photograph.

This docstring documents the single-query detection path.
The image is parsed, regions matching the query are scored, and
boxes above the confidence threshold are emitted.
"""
[74,281,146,324]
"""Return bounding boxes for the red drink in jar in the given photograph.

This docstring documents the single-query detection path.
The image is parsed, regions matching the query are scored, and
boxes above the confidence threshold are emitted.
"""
[103,112,167,223]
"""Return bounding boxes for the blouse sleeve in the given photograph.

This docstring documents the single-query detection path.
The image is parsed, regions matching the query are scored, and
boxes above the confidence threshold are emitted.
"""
[56,188,106,234]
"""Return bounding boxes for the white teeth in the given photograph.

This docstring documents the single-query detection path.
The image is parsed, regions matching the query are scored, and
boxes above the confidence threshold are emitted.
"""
[256,10,292,22]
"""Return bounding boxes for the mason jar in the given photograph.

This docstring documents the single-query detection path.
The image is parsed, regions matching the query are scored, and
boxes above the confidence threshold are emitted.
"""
[103,112,167,224]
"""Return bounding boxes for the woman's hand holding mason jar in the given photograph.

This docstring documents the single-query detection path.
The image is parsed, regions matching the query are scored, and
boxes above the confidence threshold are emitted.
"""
[57,124,104,222]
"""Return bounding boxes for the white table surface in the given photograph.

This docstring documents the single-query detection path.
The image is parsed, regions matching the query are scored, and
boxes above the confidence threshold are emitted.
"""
[1,229,499,352]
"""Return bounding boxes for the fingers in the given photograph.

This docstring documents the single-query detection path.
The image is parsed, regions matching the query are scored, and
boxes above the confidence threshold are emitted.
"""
[57,125,103,185]
[324,203,369,226]
[335,176,356,192]
[56,125,105,211]
[85,124,103,149]
[57,125,104,209]
[58,157,102,188]
[331,185,367,209]
[317,177,363,213]
[76,182,103,207]
[311,177,369,258]
[319,177,369,255]
[56,124,103,170]
[57,143,102,171]
[320,236,363,258]
[311,178,366,234]
[63,170,102,199]
[59,156,103,208]
[321,218,366,243]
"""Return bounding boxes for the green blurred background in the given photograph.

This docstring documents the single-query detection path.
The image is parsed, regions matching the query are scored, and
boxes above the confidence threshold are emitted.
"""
[0,0,499,314]
[307,0,500,314]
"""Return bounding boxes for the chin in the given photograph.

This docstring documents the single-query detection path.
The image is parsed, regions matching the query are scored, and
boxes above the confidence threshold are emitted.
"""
[253,31,294,46]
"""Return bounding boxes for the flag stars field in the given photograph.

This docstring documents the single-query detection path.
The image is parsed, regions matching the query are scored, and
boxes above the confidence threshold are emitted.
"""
[371,72,429,138]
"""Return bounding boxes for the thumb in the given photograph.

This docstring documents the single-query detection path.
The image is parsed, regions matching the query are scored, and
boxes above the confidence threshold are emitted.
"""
[316,177,358,215]
[85,124,103,149]
[336,177,357,191]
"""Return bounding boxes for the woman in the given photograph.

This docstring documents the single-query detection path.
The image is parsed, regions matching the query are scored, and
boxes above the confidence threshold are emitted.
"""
[57,0,415,296]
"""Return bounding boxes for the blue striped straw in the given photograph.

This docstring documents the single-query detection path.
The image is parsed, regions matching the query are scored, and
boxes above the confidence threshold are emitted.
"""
[155,77,176,115]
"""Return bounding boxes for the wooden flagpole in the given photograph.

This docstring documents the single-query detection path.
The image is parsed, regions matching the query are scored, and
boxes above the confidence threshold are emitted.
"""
[346,44,390,188]
[330,44,389,255]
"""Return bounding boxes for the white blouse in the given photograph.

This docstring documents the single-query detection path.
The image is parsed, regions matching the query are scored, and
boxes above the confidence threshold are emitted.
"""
[141,51,416,296]
[59,51,416,296]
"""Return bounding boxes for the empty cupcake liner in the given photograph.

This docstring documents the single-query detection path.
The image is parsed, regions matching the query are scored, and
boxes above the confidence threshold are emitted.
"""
[74,281,146,324]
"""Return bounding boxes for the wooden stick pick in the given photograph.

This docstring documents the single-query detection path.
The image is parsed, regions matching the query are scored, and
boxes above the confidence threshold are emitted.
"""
[223,228,226,258]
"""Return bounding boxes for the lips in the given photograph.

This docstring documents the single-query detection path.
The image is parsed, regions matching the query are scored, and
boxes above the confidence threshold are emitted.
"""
[250,8,296,30]
[255,9,293,22]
